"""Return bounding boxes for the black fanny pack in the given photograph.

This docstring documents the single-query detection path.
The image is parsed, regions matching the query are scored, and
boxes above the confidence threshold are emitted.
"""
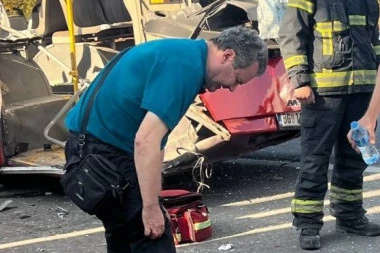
[61,49,131,215]
[60,153,129,215]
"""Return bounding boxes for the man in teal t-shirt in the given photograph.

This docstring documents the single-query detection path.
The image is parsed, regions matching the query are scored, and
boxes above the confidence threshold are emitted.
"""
[64,26,268,253]
[66,38,207,154]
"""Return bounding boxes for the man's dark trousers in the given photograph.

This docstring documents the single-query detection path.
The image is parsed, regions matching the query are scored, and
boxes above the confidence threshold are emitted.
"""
[65,132,176,253]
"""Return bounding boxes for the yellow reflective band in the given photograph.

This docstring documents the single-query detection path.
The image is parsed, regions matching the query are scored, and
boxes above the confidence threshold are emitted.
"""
[333,21,349,31]
[315,21,348,33]
[150,0,164,3]
[349,15,366,26]
[291,199,324,213]
[373,45,380,55]
[288,0,314,13]
[310,70,377,87]
[315,22,333,33]
[284,55,308,69]
[329,185,363,202]
[315,22,338,56]
[322,68,333,73]
[323,37,333,55]
[194,219,211,231]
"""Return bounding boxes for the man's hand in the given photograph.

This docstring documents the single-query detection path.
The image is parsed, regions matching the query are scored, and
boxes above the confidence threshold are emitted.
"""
[347,115,377,152]
[142,203,165,239]
[134,112,169,239]
[293,85,315,105]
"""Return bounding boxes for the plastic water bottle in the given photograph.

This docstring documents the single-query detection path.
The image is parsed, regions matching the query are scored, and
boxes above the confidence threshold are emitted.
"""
[350,121,379,165]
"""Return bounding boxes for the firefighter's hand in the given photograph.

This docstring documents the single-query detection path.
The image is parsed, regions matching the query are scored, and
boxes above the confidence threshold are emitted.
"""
[142,203,165,239]
[347,129,359,153]
[294,85,315,105]
[347,115,377,152]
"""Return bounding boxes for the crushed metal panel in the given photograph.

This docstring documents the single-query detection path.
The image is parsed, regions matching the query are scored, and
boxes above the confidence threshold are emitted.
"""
[144,3,204,38]
[8,145,65,167]
[0,53,52,104]
[144,0,258,39]
[164,116,198,162]
[212,0,258,21]
[223,116,278,135]
[0,166,64,176]
[33,44,118,86]
[145,18,198,38]
[5,96,68,152]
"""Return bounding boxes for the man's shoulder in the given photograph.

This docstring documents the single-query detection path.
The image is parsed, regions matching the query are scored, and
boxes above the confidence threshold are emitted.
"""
[136,38,205,50]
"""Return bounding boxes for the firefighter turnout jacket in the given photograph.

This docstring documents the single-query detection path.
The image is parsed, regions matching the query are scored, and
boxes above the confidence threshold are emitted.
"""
[279,0,380,95]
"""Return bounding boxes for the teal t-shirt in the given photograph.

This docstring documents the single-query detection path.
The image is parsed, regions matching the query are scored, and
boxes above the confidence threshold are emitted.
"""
[65,39,207,154]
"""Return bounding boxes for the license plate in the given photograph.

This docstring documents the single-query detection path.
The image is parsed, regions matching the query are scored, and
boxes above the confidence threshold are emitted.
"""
[276,112,301,128]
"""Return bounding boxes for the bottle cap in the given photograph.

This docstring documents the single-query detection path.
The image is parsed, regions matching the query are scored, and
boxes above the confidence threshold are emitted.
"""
[350,121,359,130]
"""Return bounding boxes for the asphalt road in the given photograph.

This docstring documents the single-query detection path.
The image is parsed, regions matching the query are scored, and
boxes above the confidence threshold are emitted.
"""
[0,119,380,253]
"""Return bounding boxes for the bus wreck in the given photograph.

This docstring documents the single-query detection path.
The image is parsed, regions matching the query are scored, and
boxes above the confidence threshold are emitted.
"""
[0,0,300,178]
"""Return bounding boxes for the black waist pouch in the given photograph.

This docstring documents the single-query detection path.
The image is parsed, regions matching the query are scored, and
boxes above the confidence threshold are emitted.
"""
[60,154,129,215]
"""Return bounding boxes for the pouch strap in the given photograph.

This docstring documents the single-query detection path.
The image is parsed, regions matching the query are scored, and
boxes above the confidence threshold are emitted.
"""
[80,47,131,134]
[78,47,131,156]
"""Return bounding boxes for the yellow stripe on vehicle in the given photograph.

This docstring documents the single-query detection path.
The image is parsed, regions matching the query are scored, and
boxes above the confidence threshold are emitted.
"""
[150,0,165,4]
[349,15,366,26]
[287,0,314,13]
[291,199,324,213]
[284,55,308,69]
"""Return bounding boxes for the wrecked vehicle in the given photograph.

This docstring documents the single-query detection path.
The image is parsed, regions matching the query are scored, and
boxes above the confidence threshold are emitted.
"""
[0,0,300,179]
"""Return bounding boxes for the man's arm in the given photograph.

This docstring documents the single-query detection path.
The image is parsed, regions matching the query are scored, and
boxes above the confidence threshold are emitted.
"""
[135,111,168,239]
[347,6,380,149]
[348,66,380,148]
[366,66,380,122]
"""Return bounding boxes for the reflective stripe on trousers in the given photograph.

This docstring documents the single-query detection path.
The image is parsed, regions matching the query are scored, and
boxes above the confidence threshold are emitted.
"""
[292,93,371,229]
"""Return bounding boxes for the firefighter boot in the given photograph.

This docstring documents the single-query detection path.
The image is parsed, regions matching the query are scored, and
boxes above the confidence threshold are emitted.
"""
[336,216,380,236]
[299,228,321,250]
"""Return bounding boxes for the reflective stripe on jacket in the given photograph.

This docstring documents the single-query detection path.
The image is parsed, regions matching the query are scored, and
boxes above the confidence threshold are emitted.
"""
[279,0,380,95]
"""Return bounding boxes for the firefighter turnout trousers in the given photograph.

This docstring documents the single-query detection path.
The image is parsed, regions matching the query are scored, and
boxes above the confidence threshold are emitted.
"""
[292,93,372,230]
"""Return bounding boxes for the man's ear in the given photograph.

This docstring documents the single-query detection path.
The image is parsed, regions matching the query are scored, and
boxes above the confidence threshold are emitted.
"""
[222,49,235,63]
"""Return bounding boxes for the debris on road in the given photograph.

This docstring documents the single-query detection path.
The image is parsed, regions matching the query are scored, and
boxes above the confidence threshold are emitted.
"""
[56,206,69,218]
[19,214,31,219]
[0,200,13,212]
[218,243,234,251]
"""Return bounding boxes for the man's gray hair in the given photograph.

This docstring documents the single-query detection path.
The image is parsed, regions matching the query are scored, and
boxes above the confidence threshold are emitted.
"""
[210,26,268,76]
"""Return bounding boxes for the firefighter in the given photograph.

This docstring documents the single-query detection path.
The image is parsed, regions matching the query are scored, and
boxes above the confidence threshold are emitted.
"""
[64,26,267,253]
[278,0,380,250]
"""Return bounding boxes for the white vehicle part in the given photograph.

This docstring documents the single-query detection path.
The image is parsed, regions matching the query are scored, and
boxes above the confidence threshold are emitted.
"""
[257,0,288,40]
